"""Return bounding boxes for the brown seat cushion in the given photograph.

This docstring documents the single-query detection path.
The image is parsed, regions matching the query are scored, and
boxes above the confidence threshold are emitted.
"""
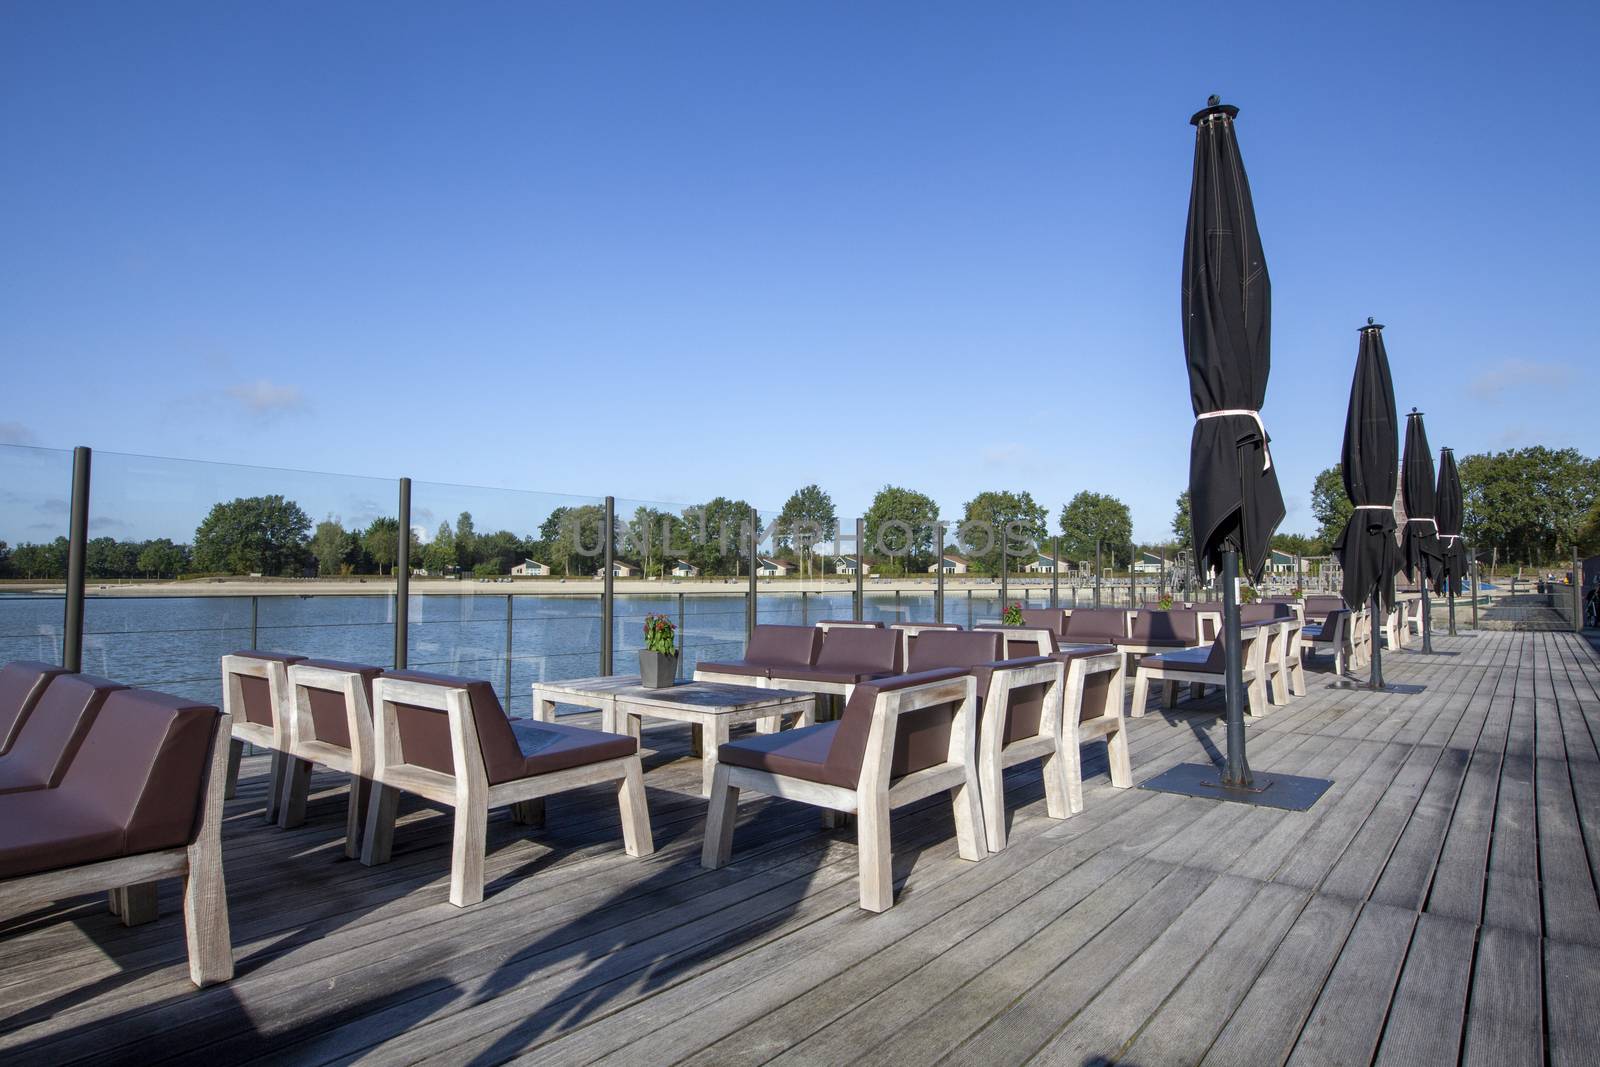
[0,673,125,795]
[1051,643,1118,661]
[0,688,221,880]
[1147,638,1227,674]
[1121,610,1200,646]
[296,660,383,749]
[814,627,902,675]
[765,666,898,686]
[227,650,307,727]
[743,626,823,670]
[905,630,1004,673]
[0,662,71,756]
[969,657,1055,744]
[1062,609,1128,643]
[1240,603,1293,624]
[717,721,839,783]
[692,660,770,679]
[383,670,635,786]
[1019,609,1068,637]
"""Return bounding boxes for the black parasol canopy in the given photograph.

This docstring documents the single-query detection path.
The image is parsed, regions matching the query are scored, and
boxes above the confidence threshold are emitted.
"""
[1182,101,1285,581]
[1435,447,1468,594]
[1334,322,1399,612]
[1400,410,1443,586]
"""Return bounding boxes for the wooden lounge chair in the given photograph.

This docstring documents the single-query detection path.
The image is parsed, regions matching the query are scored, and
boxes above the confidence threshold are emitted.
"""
[0,686,233,987]
[1241,604,1301,704]
[694,624,822,685]
[1129,628,1268,718]
[0,672,124,795]
[361,671,653,907]
[220,650,305,821]
[908,630,1067,851]
[279,659,384,857]
[0,661,71,756]
[702,668,984,912]
[1061,608,1131,644]
[888,621,961,663]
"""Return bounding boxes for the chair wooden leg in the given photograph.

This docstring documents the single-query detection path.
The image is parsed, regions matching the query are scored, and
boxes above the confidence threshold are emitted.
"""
[1044,732,1077,819]
[107,888,121,916]
[616,758,654,856]
[1163,680,1181,708]
[1291,657,1307,697]
[1130,671,1150,718]
[342,776,369,859]
[449,802,488,908]
[701,763,739,869]
[1106,718,1133,789]
[278,756,313,829]
[1247,675,1267,718]
[183,847,233,987]
[119,882,160,926]
[509,798,545,827]
[361,783,399,867]
[979,745,1008,853]
[263,750,288,823]
[952,763,986,862]
[857,793,895,912]
[223,738,244,800]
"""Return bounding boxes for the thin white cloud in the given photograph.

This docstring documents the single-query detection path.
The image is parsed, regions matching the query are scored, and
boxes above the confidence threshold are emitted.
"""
[0,421,37,445]
[1468,359,1574,400]
[226,379,308,416]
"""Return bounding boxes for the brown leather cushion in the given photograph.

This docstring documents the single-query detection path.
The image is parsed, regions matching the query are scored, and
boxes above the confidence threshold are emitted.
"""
[766,666,897,685]
[1062,609,1128,642]
[297,660,383,749]
[1149,638,1227,674]
[1240,603,1293,624]
[0,673,125,795]
[1051,643,1117,661]
[228,651,306,727]
[716,721,838,784]
[906,630,1003,673]
[692,661,770,679]
[815,627,902,674]
[1124,610,1199,645]
[1019,609,1067,637]
[509,719,636,775]
[383,670,634,785]
[743,626,823,670]
[0,662,71,756]
[0,688,220,879]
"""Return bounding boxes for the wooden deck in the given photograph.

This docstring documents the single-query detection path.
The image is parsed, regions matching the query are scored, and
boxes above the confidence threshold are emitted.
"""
[2,630,1598,1065]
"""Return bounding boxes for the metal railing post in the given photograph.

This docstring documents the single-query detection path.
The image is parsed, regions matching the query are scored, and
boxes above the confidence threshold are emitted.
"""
[504,593,514,705]
[62,446,90,672]
[1471,555,1480,630]
[1574,548,1582,633]
[250,595,259,650]
[999,536,1008,612]
[1094,540,1102,608]
[854,518,865,621]
[601,496,614,675]
[935,521,946,623]
[747,506,758,638]
[394,477,411,670]
[1051,536,1060,609]
[677,591,686,679]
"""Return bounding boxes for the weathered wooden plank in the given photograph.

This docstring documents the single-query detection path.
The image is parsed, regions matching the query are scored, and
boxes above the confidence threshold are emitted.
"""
[1462,924,1543,1067]
[1285,902,1417,1066]
[1545,937,1600,1067]
[1373,911,1475,1066]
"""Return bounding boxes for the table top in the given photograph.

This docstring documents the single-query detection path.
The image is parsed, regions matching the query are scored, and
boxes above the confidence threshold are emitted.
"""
[533,675,814,711]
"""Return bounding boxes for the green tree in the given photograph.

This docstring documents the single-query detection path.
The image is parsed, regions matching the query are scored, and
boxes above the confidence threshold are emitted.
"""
[423,520,456,575]
[137,538,188,578]
[776,484,837,579]
[454,511,478,572]
[1310,465,1353,548]
[547,504,610,576]
[1058,491,1134,569]
[86,537,140,579]
[11,538,67,579]
[310,518,356,576]
[862,485,940,577]
[361,518,401,575]
[624,506,684,578]
[960,490,1048,576]
[1172,490,1192,552]
[192,495,312,576]
[681,497,756,576]
[476,530,524,575]
[1271,532,1322,557]
[1460,446,1600,563]
[0,540,10,578]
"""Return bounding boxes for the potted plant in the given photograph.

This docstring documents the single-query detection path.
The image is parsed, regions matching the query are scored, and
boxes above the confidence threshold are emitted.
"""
[1239,584,1259,605]
[639,613,679,688]
[1158,593,1174,610]
[1000,601,1024,626]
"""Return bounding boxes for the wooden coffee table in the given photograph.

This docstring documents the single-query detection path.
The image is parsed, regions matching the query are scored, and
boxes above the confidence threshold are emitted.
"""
[531,676,819,797]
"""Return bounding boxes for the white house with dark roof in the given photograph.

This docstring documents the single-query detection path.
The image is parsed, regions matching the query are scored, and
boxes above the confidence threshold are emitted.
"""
[834,555,860,575]
[756,557,795,577]
[1022,553,1069,574]
[595,560,640,578]
[510,558,551,577]
[669,559,700,578]
[928,553,969,575]
[1133,551,1166,574]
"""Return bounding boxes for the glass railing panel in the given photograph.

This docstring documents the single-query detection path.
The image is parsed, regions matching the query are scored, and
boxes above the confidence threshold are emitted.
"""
[0,444,76,666]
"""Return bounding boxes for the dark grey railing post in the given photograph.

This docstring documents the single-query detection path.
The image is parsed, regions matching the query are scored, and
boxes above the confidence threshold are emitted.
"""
[676,591,686,680]
[250,595,259,650]
[1573,548,1582,633]
[1470,554,1480,630]
[504,593,514,704]
[935,522,946,623]
[1094,540,1103,608]
[999,535,1009,612]
[62,446,91,672]
[1051,536,1060,609]
[747,506,758,638]
[394,477,411,669]
[854,518,865,621]
[601,496,614,675]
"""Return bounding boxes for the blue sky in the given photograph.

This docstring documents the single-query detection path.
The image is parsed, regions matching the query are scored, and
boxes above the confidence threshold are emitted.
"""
[2,1,1596,546]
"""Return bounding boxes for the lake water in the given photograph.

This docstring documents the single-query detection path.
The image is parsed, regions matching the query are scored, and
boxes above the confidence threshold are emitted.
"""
[0,587,1076,715]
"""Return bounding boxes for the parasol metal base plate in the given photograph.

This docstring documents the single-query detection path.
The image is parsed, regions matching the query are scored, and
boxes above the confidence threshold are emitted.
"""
[1140,763,1332,811]
[1326,680,1427,694]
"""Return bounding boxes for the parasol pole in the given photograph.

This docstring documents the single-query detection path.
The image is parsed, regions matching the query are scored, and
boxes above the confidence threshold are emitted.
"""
[1220,543,1251,786]
[1369,592,1386,688]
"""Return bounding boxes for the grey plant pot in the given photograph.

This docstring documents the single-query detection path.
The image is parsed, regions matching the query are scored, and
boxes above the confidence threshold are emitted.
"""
[638,650,680,688]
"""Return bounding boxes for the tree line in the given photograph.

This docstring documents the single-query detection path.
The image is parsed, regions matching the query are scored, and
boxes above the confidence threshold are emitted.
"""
[2,445,1590,580]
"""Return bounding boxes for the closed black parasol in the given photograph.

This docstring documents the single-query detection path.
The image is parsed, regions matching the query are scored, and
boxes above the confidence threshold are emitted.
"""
[1401,409,1443,651]
[1333,321,1407,689]
[1435,447,1469,633]
[1140,98,1328,810]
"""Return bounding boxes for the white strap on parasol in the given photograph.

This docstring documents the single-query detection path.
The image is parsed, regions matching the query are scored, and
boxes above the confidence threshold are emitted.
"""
[1196,408,1273,471]
[1406,517,1439,530]
[1354,505,1393,511]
